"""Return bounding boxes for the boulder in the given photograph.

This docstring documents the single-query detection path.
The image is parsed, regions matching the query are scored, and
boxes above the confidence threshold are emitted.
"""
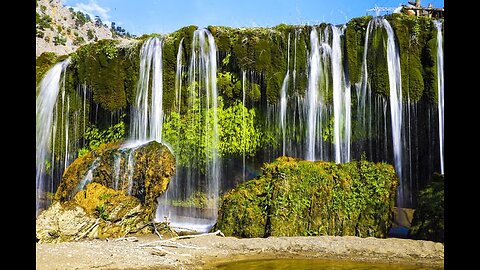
[216,156,399,238]
[55,140,176,218]
[36,183,150,243]
[37,141,176,243]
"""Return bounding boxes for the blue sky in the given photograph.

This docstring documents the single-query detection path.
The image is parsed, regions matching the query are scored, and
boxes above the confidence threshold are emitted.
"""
[63,0,444,36]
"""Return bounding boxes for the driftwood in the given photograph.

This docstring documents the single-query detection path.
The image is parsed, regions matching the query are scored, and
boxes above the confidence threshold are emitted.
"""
[75,218,100,240]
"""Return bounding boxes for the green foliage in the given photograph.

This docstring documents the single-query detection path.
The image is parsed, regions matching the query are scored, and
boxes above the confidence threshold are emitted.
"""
[74,39,128,111]
[218,100,261,157]
[216,157,398,238]
[409,173,444,242]
[36,13,52,30]
[78,117,126,156]
[73,36,85,46]
[322,117,334,142]
[53,35,67,46]
[36,29,44,38]
[95,204,110,221]
[217,72,242,101]
[167,191,214,209]
[74,10,91,27]
[95,40,119,60]
[36,52,59,86]
[387,13,437,102]
[162,97,262,170]
[87,29,95,40]
[345,16,372,84]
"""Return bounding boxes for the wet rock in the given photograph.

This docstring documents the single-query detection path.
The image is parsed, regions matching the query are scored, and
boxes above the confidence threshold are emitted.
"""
[37,141,176,243]
[55,140,176,218]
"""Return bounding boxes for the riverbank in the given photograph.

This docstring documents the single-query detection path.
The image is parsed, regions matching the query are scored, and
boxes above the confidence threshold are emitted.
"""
[36,233,444,269]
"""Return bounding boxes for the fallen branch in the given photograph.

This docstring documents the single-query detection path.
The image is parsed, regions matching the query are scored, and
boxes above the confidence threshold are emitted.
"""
[107,237,138,242]
[75,218,100,241]
[152,222,163,239]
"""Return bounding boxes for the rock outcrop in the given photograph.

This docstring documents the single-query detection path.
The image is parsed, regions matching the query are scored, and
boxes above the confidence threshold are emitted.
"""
[37,141,176,243]
[216,156,399,238]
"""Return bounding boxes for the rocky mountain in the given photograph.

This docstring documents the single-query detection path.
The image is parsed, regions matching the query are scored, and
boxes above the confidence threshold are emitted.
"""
[36,0,131,57]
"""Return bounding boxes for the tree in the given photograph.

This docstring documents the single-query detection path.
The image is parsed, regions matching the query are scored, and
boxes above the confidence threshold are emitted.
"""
[95,16,102,27]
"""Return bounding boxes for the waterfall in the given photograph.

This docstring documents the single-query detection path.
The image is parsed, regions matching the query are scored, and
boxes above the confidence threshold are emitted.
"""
[331,25,351,163]
[434,20,444,174]
[280,33,290,156]
[130,36,164,143]
[305,27,332,161]
[358,18,405,206]
[156,28,220,233]
[383,18,404,206]
[36,59,70,216]
[242,70,246,181]
[306,28,322,161]
[176,38,184,114]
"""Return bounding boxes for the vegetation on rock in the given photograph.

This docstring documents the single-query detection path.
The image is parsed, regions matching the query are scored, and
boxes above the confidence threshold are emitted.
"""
[55,141,176,219]
[409,173,444,242]
[215,156,398,238]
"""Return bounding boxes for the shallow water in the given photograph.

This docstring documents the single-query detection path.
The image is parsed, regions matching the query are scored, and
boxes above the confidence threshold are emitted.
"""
[214,258,442,270]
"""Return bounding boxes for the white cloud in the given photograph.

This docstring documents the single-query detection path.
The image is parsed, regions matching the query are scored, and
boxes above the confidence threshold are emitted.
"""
[72,1,112,26]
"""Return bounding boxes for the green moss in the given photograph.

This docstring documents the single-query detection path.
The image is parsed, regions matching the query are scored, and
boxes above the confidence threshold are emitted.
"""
[345,16,372,85]
[36,52,60,86]
[74,39,128,111]
[216,156,399,238]
[367,24,389,98]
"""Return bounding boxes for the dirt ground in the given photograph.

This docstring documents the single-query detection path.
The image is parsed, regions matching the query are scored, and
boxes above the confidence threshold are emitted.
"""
[36,233,444,269]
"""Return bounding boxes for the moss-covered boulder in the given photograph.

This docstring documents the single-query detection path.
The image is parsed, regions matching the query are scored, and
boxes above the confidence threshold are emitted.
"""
[409,173,444,242]
[55,140,176,220]
[216,156,399,238]
[36,183,149,243]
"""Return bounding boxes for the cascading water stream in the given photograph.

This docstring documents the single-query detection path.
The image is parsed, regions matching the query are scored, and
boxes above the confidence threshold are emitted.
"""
[280,33,290,156]
[331,25,351,163]
[383,18,404,206]
[306,28,322,161]
[156,29,220,233]
[130,36,164,143]
[434,20,444,175]
[36,59,70,216]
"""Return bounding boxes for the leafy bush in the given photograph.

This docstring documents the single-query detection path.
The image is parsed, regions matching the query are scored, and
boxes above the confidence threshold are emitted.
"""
[53,35,67,46]
[162,97,262,170]
[409,173,444,242]
[78,117,126,157]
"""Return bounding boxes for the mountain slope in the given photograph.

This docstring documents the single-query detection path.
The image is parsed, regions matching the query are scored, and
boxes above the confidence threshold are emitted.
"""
[36,0,131,57]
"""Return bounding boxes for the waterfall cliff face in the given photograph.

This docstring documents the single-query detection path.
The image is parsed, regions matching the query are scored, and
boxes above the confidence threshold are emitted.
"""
[156,29,220,233]
[36,15,444,221]
[36,59,70,216]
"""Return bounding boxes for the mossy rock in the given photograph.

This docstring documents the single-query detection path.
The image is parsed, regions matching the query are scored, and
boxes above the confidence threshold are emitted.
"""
[216,156,398,238]
[408,173,444,242]
[55,140,176,219]
[37,183,154,243]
